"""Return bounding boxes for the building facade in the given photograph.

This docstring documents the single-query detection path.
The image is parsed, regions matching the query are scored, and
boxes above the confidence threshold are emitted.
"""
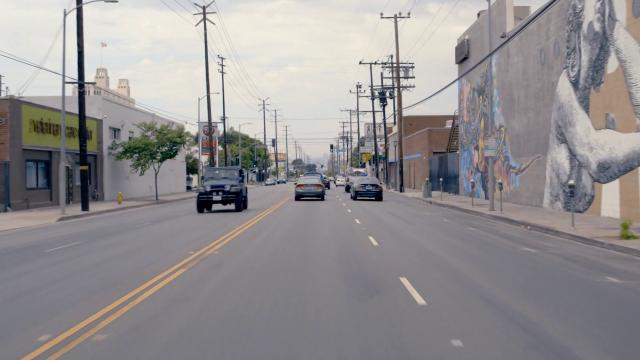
[27,95,186,201]
[0,98,102,210]
[458,0,640,220]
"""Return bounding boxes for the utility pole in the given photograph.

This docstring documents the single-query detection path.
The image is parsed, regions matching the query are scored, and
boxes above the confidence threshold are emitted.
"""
[350,83,365,166]
[273,109,279,182]
[380,71,390,189]
[487,0,496,211]
[359,61,380,179]
[195,2,217,166]
[75,0,90,211]
[340,109,355,168]
[0,75,3,96]
[284,125,290,179]
[217,55,228,166]
[259,97,269,180]
[382,12,410,192]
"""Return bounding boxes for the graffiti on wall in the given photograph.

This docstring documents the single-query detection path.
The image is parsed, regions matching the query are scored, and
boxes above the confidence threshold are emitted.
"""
[459,61,541,199]
[543,0,640,212]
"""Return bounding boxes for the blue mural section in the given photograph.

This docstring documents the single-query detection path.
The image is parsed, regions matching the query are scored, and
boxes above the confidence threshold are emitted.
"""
[459,61,541,199]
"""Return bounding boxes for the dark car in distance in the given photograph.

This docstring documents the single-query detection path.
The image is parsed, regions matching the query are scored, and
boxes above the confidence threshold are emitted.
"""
[197,167,248,213]
[294,176,326,201]
[350,176,383,201]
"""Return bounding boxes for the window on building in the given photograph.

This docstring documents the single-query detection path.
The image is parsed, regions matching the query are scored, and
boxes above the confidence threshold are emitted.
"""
[128,130,134,141]
[25,160,50,190]
[109,127,121,141]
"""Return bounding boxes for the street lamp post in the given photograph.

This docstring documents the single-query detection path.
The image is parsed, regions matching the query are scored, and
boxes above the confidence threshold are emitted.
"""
[237,122,250,169]
[59,0,118,215]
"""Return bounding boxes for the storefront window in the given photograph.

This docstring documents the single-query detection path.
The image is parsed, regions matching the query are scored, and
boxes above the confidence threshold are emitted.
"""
[25,160,50,190]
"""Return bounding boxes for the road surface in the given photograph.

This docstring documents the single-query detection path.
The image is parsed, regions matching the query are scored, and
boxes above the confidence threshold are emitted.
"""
[1,185,639,359]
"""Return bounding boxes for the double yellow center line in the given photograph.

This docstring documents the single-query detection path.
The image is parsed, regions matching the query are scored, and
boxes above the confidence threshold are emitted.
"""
[23,197,289,360]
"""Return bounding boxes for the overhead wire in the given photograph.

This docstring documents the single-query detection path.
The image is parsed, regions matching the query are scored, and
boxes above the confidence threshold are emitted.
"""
[403,0,561,111]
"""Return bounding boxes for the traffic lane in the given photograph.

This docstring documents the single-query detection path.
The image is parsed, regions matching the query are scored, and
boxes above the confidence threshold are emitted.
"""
[1,185,289,360]
[344,191,640,359]
[65,187,454,360]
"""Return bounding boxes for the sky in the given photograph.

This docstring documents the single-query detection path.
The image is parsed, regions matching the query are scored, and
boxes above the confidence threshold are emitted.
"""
[0,0,549,162]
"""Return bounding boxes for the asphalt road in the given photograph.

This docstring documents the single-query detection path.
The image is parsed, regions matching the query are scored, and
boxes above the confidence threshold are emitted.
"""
[1,184,640,359]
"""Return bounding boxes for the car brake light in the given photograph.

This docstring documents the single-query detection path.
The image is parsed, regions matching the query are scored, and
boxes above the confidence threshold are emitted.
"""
[296,184,304,190]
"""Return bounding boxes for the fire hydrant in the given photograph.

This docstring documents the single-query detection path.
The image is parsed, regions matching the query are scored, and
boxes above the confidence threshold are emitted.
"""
[117,192,124,205]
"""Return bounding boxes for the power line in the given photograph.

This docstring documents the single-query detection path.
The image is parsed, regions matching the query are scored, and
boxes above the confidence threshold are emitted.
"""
[404,0,447,57]
[407,0,461,58]
[404,0,561,111]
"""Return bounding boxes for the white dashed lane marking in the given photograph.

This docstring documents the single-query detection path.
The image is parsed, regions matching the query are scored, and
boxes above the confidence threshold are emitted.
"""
[368,236,379,247]
[399,277,427,306]
[45,241,83,253]
[605,276,621,283]
[450,339,464,348]
[521,247,538,253]
[355,219,361,224]
[37,335,52,342]
[347,209,352,213]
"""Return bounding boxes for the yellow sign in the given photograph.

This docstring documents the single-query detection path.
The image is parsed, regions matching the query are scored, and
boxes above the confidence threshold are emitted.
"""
[22,104,98,152]
[362,152,372,162]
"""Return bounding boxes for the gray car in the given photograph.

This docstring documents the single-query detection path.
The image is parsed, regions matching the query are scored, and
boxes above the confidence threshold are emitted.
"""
[350,176,383,201]
[294,177,326,201]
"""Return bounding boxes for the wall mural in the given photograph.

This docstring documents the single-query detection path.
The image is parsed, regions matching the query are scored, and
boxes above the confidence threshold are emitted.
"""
[543,0,640,212]
[459,61,541,199]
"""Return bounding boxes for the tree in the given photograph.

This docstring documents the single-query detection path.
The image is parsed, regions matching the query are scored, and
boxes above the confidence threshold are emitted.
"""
[185,152,199,176]
[110,122,190,201]
[218,129,271,170]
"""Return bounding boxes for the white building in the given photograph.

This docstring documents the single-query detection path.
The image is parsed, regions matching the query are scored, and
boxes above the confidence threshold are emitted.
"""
[27,68,186,201]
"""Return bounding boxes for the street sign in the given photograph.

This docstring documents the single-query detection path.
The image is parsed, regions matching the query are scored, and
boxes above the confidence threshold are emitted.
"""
[484,137,497,157]
[362,153,372,162]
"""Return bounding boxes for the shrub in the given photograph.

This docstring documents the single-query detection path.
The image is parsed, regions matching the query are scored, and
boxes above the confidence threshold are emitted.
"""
[620,219,639,240]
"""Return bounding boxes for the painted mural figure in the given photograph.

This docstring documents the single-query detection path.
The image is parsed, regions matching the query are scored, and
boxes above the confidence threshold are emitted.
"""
[460,63,541,199]
[544,0,640,212]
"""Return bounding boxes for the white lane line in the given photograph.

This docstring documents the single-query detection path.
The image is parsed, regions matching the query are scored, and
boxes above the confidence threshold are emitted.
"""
[368,236,379,247]
[399,277,427,306]
[347,209,352,213]
[605,276,621,283]
[92,333,109,342]
[521,247,538,253]
[37,334,52,342]
[355,219,361,224]
[45,241,83,253]
[450,339,464,348]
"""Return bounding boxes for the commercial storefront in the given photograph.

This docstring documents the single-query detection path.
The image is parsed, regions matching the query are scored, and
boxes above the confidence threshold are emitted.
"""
[0,99,102,210]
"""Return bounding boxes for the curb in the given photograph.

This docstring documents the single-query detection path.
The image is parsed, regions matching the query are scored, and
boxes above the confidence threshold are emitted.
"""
[407,195,640,258]
[57,194,195,222]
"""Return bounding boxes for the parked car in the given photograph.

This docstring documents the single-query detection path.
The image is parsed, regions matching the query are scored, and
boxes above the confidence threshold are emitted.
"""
[350,176,383,201]
[265,178,276,186]
[294,177,326,201]
[335,176,346,187]
[197,167,248,213]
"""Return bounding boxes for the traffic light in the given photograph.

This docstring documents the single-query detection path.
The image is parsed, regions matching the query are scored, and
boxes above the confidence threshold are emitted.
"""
[330,144,334,152]
[271,138,276,147]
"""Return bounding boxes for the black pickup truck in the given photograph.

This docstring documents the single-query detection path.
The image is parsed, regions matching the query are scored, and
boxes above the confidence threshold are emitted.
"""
[197,167,248,213]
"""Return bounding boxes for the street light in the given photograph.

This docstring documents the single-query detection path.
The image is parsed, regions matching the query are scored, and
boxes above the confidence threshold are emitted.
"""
[237,122,251,169]
[59,0,118,215]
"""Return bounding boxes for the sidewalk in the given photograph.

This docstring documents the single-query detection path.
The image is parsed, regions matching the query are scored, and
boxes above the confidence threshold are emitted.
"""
[0,192,195,232]
[394,189,640,257]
